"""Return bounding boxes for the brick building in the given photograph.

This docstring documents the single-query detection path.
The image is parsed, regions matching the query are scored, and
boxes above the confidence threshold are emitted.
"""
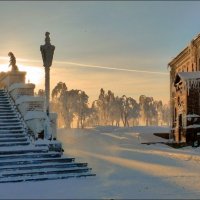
[168,34,200,145]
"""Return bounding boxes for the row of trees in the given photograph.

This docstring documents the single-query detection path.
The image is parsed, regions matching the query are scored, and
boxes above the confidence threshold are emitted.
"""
[38,82,170,129]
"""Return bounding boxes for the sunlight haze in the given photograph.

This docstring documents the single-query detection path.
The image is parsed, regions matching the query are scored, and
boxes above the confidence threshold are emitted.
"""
[1,1,200,103]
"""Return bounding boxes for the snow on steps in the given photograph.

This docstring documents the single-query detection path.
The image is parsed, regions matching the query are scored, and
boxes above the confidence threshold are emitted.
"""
[0,138,28,142]
[0,172,95,183]
[0,163,88,172]
[0,130,25,133]
[0,116,18,119]
[0,89,95,182]
[0,157,76,166]
[0,126,23,131]
[0,122,22,126]
[0,119,21,123]
[0,134,26,138]
[0,141,30,147]
[0,112,17,115]
[0,152,62,160]
[1,167,91,178]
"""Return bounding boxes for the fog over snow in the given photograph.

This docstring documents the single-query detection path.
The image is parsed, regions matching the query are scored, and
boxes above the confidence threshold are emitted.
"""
[0,126,200,199]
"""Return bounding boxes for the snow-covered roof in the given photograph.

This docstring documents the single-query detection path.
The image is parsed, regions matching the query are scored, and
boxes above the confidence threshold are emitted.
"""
[178,72,200,81]
[15,95,44,105]
[174,72,200,94]
[186,114,200,118]
[24,111,46,121]
[184,124,200,129]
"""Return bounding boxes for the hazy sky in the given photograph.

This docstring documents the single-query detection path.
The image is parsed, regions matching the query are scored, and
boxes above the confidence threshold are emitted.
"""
[0,1,200,103]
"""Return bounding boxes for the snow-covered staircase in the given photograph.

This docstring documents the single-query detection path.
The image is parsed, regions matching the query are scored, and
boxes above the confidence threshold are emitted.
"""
[0,89,95,183]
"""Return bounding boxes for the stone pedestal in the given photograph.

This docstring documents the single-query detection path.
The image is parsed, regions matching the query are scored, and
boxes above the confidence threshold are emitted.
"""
[0,71,26,89]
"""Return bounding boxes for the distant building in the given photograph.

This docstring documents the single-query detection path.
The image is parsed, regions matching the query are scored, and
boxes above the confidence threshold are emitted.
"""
[168,34,200,145]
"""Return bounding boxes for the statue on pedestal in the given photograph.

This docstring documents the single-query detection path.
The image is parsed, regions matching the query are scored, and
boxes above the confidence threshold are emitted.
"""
[8,52,19,71]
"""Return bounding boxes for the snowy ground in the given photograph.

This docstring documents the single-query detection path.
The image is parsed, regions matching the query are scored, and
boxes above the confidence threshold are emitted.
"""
[1,126,200,199]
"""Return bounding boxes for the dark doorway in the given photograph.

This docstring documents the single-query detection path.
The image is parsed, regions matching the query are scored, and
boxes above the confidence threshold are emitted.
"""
[178,114,182,142]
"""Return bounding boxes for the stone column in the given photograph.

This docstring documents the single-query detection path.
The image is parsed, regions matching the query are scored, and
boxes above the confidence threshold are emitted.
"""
[40,32,55,116]
[45,66,50,115]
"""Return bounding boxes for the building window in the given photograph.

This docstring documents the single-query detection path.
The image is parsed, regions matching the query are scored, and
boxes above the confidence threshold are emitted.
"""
[199,58,200,70]
[192,63,194,71]
[178,96,181,106]
[175,108,177,121]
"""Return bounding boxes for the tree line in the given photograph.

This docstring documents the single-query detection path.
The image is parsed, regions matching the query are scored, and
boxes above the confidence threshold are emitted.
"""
[37,82,170,128]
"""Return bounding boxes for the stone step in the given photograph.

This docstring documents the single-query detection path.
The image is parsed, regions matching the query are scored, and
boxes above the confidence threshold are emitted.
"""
[0,119,19,122]
[0,157,75,167]
[0,123,22,127]
[0,105,10,108]
[0,103,11,105]
[0,105,12,108]
[0,162,88,172]
[0,138,28,143]
[0,96,10,98]
[0,151,60,159]
[0,141,30,147]
[0,121,21,125]
[0,96,9,98]
[0,110,16,116]
[0,134,26,138]
[0,172,95,183]
[0,129,23,132]
[0,103,12,106]
[0,112,15,115]
[0,116,18,119]
[0,109,14,112]
[0,130,25,134]
[0,118,19,122]
[0,99,10,101]
[0,126,23,130]
[1,167,91,178]
[0,113,17,116]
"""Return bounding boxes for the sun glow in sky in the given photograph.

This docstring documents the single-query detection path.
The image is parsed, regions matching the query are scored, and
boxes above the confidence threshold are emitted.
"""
[0,1,200,103]
[0,63,44,86]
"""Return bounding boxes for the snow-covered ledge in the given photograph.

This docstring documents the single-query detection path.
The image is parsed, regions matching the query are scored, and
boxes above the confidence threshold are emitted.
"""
[24,111,46,138]
[8,83,35,101]
[24,111,57,140]
[15,95,44,116]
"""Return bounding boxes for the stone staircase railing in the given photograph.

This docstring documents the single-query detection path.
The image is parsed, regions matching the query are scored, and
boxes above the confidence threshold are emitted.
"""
[4,89,36,142]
